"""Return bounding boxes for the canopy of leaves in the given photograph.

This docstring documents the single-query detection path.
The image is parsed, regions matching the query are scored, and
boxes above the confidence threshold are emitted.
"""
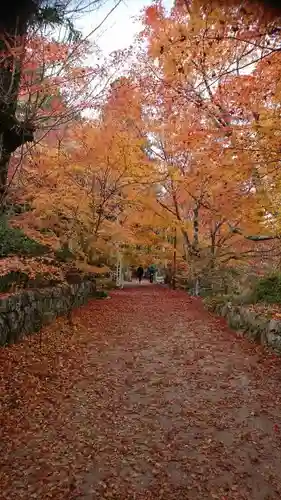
[0,217,48,258]
[4,0,281,285]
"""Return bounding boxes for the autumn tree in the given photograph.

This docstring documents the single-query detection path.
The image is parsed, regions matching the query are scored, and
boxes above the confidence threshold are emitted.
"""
[11,77,158,270]
[0,0,121,198]
[7,0,281,288]
[120,0,281,288]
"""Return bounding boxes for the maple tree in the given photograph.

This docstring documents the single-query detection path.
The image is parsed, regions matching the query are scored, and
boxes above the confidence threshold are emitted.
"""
[3,0,281,287]
[11,78,159,271]
[0,0,122,200]
[3,33,112,199]
[3,2,281,497]
[117,0,281,288]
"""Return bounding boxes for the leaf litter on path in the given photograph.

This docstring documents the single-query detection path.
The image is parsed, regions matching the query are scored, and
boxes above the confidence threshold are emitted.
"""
[1,286,281,499]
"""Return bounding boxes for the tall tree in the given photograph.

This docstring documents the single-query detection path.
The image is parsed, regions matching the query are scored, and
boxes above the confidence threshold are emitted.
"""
[127,0,281,278]
[11,78,155,266]
[0,0,111,198]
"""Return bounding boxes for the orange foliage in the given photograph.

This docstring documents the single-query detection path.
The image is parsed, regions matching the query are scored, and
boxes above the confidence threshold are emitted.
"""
[131,0,281,271]
[12,78,159,267]
[7,0,281,278]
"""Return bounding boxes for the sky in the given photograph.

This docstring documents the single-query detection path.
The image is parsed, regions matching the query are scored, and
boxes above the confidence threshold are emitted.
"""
[77,0,173,56]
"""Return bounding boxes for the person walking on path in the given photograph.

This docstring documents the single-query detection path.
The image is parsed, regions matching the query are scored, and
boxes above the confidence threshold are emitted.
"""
[136,265,144,283]
[148,263,157,283]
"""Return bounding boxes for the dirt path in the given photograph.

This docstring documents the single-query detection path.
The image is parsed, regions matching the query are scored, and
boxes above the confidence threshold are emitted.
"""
[1,286,281,499]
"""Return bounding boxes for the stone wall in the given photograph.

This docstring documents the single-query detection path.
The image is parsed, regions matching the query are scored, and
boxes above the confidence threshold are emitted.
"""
[0,280,97,346]
[209,301,281,354]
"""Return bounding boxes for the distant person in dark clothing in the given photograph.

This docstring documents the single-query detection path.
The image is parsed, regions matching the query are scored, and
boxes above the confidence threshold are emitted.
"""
[148,264,157,283]
[136,265,144,283]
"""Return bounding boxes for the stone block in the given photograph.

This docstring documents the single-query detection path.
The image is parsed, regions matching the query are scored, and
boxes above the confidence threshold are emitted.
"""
[0,315,9,345]
[0,279,96,347]
[0,298,9,314]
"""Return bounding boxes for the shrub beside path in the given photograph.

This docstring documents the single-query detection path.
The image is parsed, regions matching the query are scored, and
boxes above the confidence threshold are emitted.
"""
[1,286,281,499]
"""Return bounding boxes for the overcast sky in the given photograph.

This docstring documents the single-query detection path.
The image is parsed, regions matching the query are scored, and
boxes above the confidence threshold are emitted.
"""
[77,0,173,56]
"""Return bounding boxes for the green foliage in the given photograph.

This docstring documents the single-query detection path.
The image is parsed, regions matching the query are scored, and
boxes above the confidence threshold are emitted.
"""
[201,270,281,309]
[255,273,281,304]
[0,218,48,257]
[0,271,29,293]
[55,245,75,262]
[0,269,61,293]
[36,5,82,42]
[5,202,32,215]
[94,290,108,299]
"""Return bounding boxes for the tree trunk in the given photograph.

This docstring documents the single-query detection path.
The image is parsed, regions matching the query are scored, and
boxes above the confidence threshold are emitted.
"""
[0,1,38,198]
[172,227,177,289]
[194,277,200,296]
[192,204,200,256]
